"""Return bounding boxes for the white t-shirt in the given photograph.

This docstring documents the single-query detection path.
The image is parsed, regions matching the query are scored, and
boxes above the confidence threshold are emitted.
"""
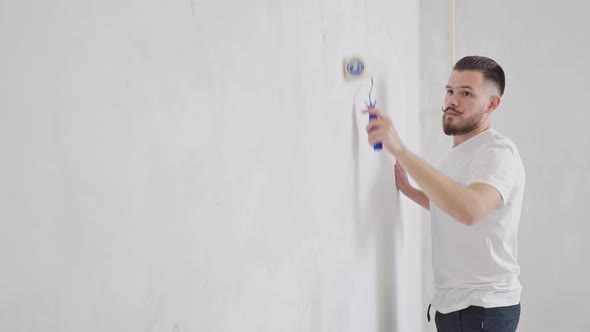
[430,129,526,314]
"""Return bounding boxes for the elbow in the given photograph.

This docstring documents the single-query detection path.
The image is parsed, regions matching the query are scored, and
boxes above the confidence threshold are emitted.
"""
[460,215,481,226]
[457,209,485,226]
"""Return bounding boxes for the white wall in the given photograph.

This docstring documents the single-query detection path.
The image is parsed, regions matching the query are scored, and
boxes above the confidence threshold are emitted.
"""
[0,0,422,331]
[420,1,590,331]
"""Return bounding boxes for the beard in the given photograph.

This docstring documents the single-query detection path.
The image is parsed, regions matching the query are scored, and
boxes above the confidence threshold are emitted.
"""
[442,106,484,136]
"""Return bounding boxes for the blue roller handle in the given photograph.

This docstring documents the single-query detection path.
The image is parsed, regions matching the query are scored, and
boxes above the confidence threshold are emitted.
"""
[369,113,383,150]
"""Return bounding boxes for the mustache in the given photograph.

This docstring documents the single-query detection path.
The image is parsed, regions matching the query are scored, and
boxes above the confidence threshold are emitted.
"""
[441,106,465,114]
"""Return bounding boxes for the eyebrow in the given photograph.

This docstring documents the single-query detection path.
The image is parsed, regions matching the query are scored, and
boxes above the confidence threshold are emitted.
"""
[446,85,474,90]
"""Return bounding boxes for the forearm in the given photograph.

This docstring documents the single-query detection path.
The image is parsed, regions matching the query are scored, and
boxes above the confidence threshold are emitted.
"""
[395,146,482,225]
[402,186,430,210]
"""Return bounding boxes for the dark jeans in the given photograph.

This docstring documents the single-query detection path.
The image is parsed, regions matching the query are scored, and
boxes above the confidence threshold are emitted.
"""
[435,304,521,332]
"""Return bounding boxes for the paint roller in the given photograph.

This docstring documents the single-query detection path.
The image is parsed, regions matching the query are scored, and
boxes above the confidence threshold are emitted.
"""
[343,56,382,150]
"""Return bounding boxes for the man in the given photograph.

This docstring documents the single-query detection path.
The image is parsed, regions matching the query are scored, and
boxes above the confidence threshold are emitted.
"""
[364,56,524,331]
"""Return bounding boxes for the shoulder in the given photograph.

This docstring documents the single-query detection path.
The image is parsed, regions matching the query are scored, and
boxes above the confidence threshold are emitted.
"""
[473,131,525,178]
[476,130,520,156]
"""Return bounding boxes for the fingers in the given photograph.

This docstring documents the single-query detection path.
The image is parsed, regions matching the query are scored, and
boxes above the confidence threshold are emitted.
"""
[364,110,397,150]
[394,162,407,178]
[394,165,403,190]
[368,129,385,146]
[362,108,384,117]
[365,118,390,133]
[368,136,381,146]
[365,120,382,133]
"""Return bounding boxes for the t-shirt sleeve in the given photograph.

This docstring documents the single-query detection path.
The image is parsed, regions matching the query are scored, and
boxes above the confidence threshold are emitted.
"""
[467,142,520,206]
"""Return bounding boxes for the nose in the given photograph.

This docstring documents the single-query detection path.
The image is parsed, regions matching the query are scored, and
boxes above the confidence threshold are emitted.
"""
[446,94,459,109]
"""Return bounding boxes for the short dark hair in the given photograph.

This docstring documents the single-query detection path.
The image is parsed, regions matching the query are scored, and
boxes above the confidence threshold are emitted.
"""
[453,56,505,96]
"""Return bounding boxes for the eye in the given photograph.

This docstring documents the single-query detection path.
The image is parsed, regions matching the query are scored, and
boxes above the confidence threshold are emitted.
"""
[462,91,471,97]
[446,90,453,95]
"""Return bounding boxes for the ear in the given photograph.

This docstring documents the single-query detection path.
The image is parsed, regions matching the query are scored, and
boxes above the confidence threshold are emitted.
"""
[485,95,501,113]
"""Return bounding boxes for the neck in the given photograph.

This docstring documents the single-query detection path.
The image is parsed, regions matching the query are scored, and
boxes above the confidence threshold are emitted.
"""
[452,121,491,147]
